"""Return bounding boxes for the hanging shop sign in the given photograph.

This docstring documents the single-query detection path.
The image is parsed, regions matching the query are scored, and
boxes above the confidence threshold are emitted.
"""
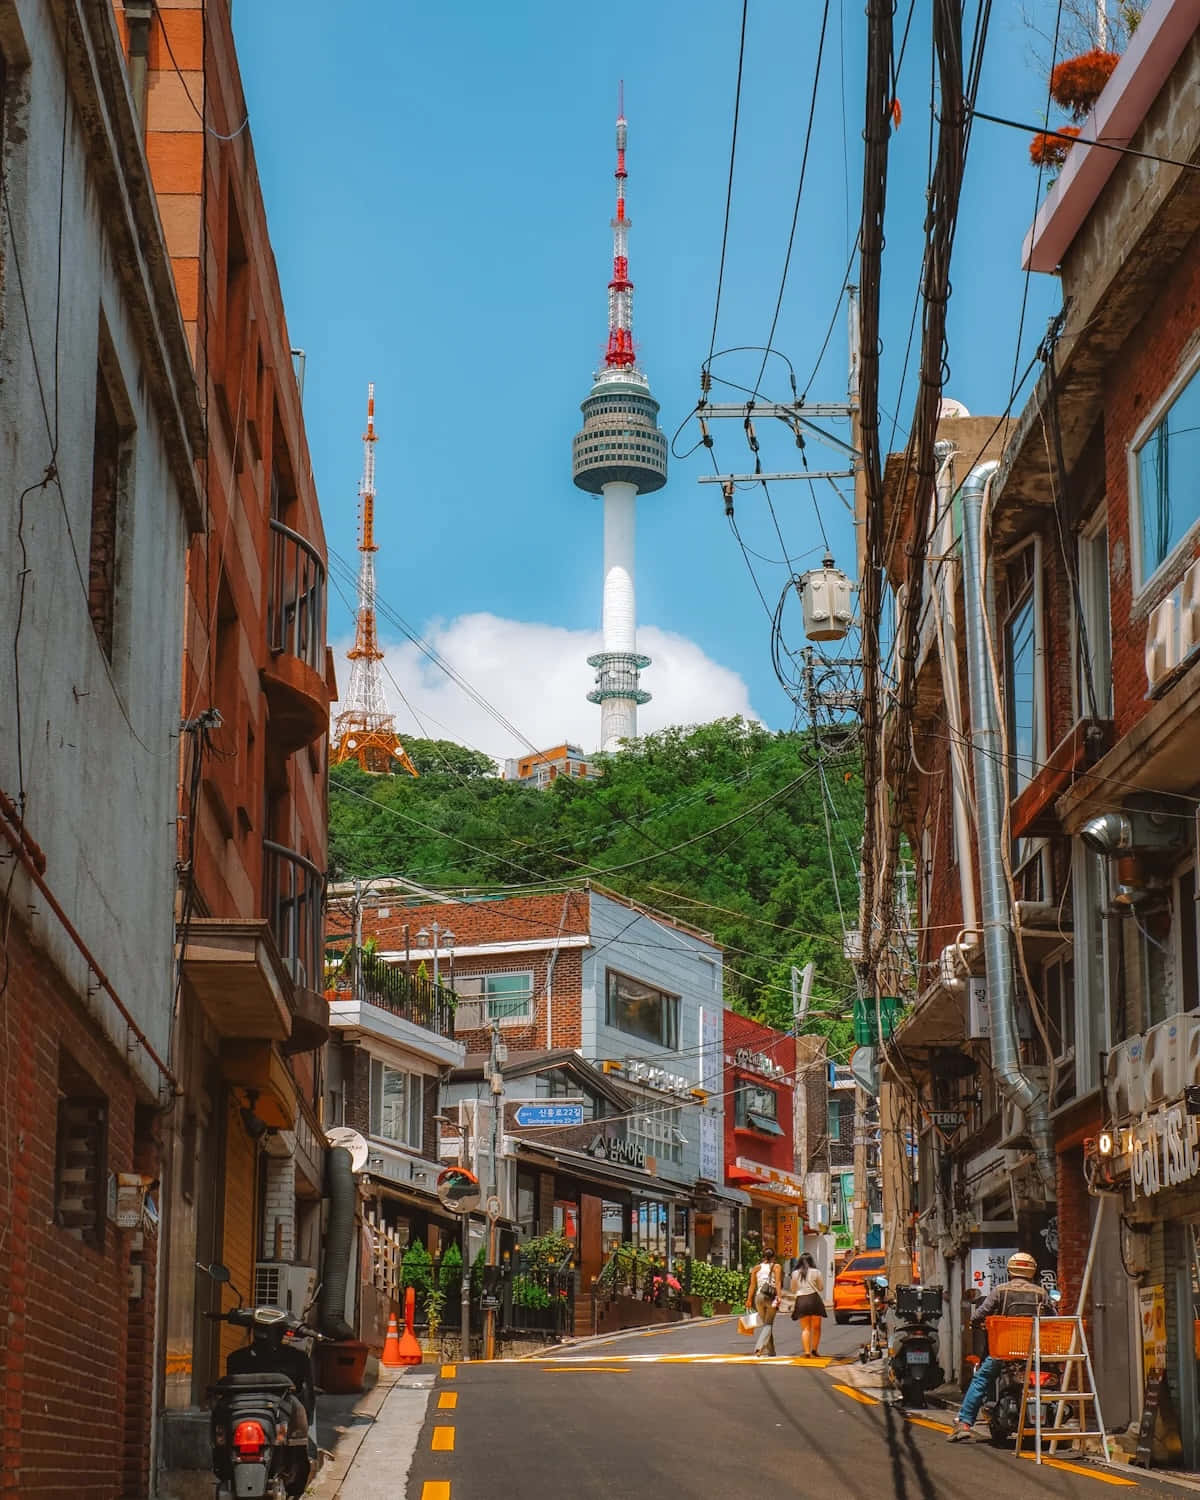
[1123,1101,1200,1202]
[589,1134,646,1170]
[728,1047,787,1081]
[922,1109,966,1146]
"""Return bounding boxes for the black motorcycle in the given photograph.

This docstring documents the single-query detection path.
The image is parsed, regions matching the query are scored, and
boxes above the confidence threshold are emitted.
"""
[200,1263,324,1500]
[888,1284,944,1407]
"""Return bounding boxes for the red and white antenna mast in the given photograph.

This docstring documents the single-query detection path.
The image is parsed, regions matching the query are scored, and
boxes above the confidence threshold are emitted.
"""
[606,82,636,370]
[332,384,417,776]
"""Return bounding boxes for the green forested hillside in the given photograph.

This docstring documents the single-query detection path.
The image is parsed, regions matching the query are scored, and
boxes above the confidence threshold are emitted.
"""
[329,719,862,1050]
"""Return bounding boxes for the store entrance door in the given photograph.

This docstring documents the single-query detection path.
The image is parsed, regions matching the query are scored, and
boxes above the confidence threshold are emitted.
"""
[1090,1195,1134,1432]
[580,1193,603,1296]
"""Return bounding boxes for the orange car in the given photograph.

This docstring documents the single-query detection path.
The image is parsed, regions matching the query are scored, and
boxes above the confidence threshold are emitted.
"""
[832,1251,887,1324]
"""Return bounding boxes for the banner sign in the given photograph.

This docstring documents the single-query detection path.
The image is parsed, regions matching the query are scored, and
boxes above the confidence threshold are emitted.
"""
[1125,1102,1200,1201]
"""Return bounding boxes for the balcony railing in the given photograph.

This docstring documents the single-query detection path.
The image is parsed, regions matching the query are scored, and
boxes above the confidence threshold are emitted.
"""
[268,519,325,673]
[358,959,457,1039]
[264,840,325,993]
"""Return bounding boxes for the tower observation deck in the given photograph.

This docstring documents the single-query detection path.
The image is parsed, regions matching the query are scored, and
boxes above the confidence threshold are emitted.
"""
[572,93,667,752]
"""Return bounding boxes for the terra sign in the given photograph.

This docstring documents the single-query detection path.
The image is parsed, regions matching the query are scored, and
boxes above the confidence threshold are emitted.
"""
[1126,1102,1200,1201]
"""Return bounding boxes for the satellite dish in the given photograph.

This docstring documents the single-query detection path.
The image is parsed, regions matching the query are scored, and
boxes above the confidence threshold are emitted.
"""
[938,397,971,418]
[326,1127,369,1173]
[850,1045,880,1097]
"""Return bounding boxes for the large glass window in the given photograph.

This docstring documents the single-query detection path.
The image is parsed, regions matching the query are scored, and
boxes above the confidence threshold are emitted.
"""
[1134,367,1200,588]
[735,1081,784,1135]
[630,1103,685,1164]
[605,970,680,1049]
[369,1059,423,1150]
[1077,520,1113,717]
[1005,579,1040,797]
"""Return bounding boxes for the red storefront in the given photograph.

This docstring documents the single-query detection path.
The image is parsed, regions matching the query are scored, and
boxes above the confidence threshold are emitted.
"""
[723,1012,802,1258]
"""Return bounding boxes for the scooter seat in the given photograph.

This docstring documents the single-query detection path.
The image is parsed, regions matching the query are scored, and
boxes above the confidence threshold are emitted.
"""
[210,1373,295,1393]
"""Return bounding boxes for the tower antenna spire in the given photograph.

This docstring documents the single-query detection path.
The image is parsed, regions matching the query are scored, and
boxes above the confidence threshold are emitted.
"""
[332,384,418,776]
[573,94,668,753]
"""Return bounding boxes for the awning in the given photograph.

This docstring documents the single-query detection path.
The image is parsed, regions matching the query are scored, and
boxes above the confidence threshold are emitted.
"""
[513,1140,694,1204]
[747,1112,785,1137]
[360,1175,462,1228]
[730,1157,806,1208]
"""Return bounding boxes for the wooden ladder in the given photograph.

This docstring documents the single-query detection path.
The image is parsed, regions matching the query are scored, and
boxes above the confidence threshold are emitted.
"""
[1014,1314,1108,1465]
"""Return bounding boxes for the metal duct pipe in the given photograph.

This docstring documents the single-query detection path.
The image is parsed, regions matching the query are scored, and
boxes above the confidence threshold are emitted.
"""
[320,1147,356,1340]
[932,439,978,938]
[959,462,1055,1194]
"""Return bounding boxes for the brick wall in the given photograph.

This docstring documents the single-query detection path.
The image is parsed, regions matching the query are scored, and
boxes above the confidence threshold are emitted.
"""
[0,917,148,1498]
[1055,1145,1090,1310]
[361,893,590,953]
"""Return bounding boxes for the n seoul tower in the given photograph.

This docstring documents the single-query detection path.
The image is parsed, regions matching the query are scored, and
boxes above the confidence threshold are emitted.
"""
[572,89,667,752]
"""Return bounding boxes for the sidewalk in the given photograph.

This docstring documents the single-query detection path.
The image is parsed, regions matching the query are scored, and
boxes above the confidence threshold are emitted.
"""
[310,1366,435,1499]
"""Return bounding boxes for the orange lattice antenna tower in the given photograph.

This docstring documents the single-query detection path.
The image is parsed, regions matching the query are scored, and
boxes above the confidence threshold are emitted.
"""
[331,385,418,776]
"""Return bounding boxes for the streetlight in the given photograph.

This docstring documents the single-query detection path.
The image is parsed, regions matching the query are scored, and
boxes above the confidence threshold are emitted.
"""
[443,928,456,990]
[435,1113,473,1356]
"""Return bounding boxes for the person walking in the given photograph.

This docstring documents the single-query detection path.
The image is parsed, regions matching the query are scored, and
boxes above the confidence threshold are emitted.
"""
[947,1251,1051,1442]
[789,1252,827,1357]
[746,1249,782,1357]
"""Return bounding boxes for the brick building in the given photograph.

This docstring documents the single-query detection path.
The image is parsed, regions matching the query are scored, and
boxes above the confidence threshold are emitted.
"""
[330,884,736,1324]
[105,0,337,1484]
[0,3,203,1496]
[877,1,1200,1449]
[722,1011,802,1261]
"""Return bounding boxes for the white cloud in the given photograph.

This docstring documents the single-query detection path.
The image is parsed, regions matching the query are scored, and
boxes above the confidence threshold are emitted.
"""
[330,613,762,764]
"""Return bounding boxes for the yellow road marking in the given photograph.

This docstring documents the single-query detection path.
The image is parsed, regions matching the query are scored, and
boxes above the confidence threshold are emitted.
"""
[833,1383,881,1406]
[536,1353,833,1367]
[431,1426,456,1452]
[1017,1453,1134,1486]
[542,1365,630,1373]
[905,1415,953,1433]
[421,1486,451,1500]
[440,1364,456,1379]
[438,1391,458,1409]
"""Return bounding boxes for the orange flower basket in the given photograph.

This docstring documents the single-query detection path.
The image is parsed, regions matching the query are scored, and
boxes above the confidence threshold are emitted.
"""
[1050,50,1120,117]
[986,1316,1077,1359]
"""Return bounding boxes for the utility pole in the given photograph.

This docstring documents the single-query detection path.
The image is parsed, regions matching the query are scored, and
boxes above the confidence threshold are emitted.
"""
[484,1021,505,1360]
[435,1111,474,1357]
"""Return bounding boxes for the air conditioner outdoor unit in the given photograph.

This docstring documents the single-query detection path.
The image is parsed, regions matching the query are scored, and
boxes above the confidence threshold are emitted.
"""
[1180,559,1200,659]
[1105,1036,1145,1119]
[1145,595,1178,691]
[453,1000,487,1033]
[1144,1013,1200,1104]
[253,1262,316,1314]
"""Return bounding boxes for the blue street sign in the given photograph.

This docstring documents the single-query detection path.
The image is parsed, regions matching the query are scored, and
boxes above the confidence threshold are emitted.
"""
[513,1103,585,1128]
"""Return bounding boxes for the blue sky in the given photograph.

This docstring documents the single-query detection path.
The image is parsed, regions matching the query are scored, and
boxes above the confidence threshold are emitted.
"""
[233,1,1061,758]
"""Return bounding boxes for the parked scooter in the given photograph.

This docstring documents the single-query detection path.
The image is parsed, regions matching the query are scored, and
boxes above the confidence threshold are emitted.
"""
[888,1285,945,1407]
[199,1262,325,1500]
[859,1275,890,1364]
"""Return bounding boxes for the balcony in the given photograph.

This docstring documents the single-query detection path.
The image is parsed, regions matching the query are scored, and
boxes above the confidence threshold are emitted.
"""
[327,960,464,1069]
[265,839,329,1053]
[261,520,330,753]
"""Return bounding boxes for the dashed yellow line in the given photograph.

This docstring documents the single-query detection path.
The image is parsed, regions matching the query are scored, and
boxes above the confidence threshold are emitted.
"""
[1016,1453,1134,1486]
[542,1365,630,1373]
[537,1353,832,1367]
[421,1486,451,1500]
[437,1391,458,1409]
[440,1364,456,1379]
[905,1415,953,1433]
[833,1383,881,1406]
[431,1425,456,1452]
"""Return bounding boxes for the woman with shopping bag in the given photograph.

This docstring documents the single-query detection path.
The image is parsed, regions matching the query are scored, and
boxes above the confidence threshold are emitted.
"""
[789,1252,826,1357]
[744,1249,782,1357]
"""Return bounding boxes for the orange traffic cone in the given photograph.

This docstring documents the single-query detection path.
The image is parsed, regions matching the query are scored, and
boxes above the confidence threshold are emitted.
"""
[380,1312,404,1368]
[396,1286,422,1366]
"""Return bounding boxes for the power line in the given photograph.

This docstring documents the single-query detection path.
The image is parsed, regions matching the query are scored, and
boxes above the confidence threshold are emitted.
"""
[707,0,750,365]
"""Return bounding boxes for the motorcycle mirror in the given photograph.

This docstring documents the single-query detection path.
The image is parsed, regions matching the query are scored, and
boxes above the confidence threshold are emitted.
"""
[200,1262,232,1284]
[1048,1287,1062,1304]
[875,1276,889,1288]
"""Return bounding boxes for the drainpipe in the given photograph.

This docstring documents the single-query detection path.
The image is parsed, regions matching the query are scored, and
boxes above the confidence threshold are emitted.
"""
[125,0,154,133]
[544,892,571,1048]
[932,440,978,938]
[959,461,1055,1194]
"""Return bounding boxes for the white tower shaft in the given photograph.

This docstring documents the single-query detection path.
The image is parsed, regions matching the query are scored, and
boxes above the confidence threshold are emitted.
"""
[601,482,638,748]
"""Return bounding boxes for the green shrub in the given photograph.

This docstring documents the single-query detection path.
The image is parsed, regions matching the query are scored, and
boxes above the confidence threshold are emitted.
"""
[438,1242,463,1297]
[401,1240,433,1299]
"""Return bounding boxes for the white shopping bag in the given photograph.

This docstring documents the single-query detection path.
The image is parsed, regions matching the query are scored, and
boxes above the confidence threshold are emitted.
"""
[737,1311,759,1336]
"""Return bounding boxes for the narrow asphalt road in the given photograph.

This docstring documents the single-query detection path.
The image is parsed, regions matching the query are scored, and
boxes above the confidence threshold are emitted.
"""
[404,1316,1199,1499]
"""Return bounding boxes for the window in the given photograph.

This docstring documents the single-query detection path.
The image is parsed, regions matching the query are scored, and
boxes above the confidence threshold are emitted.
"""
[1004,545,1043,798]
[735,1081,784,1135]
[1176,865,1200,1013]
[605,970,679,1049]
[368,1060,423,1150]
[1076,518,1112,717]
[1132,362,1200,589]
[88,334,134,661]
[1043,950,1076,1065]
[455,971,534,1023]
[630,1104,685,1164]
[55,1053,108,1252]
